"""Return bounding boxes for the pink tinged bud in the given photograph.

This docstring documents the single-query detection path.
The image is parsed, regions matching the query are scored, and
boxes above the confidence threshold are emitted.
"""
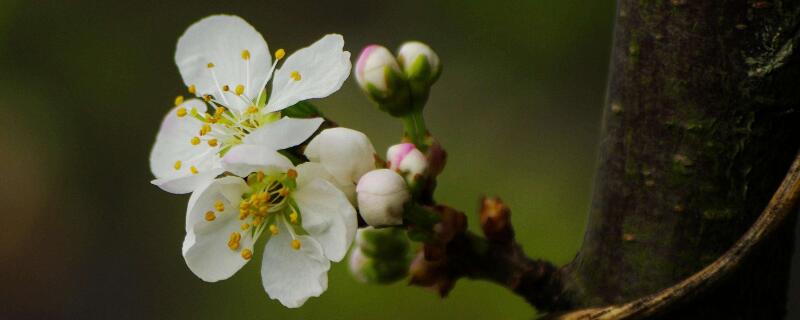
[397,41,441,82]
[386,143,428,179]
[356,169,410,227]
[355,45,401,92]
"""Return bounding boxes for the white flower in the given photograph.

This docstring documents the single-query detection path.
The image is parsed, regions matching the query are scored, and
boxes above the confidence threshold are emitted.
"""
[356,169,410,227]
[182,127,377,308]
[386,143,428,180]
[183,145,353,308]
[150,15,351,194]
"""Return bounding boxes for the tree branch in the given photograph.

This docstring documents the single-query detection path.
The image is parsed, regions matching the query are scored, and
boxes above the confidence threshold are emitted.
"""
[549,150,800,319]
[408,199,568,311]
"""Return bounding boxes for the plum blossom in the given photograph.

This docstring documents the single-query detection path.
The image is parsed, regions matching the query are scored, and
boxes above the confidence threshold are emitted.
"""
[150,15,351,194]
[182,128,377,307]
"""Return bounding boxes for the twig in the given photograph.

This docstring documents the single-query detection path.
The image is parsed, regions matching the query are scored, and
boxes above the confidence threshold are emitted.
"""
[549,150,800,320]
[408,199,568,311]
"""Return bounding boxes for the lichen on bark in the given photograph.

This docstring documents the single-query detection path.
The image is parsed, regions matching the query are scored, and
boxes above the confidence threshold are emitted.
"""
[562,1,800,318]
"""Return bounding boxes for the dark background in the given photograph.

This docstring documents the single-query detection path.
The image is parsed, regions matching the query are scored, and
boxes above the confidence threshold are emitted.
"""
[1,0,798,318]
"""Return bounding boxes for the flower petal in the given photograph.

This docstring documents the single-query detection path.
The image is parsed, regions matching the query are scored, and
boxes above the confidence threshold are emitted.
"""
[242,117,324,150]
[262,226,330,308]
[151,168,224,194]
[304,128,376,184]
[294,178,357,262]
[221,144,294,177]
[183,176,252,282]
[265,34,351,112]
[176,15,271,112]
[149,100,222,194]
[296,162,356,204]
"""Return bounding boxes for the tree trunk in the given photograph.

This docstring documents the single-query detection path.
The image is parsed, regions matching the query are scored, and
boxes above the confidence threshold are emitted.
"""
[562,1,800,318]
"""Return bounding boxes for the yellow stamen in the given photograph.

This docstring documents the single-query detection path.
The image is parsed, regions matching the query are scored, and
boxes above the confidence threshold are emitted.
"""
[191,137,201,145]
[290,71,301,81]
[239,208,249,220]
[259,205,269,216]
[289,211,299,224]
[173,160,182,170]
[241,248,253,260]
[287,169,297,179]
[214,200,225,212]
[241,223,250,230]
[279,188,290,197]
[269,224,278,235]
[240,201,250,210]
[241,50,251,60]
[235,84,245,96]
[207,62,215,69]
[203,95,212,102]
[253,216,264,226]
[200,124,211,136]
[257,171,265,182]
[174,95,184,106]
[204,211,216,221]
[247,105,258,114]
[188,85,196,94]
[215,107,225,117]
[222,85,230,92]
[227,232,241,250]
[258,192,268,202]
[291,239,301,250]
[176,107,187,118]
[275,48,285,60]
[190,108,199,117]
[190,166,198,174]
[208,139,218,147]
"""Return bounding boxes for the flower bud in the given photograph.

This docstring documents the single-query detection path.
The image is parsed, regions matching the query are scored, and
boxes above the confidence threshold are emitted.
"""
[356,169,410,227]
[355,45,411,116]
[348,248,409,284]
[356,227,410,259]
[387,143,428,180]
[397,41,441,85]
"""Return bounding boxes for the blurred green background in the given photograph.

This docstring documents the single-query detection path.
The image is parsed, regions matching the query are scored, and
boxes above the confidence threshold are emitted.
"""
[0,0,615,318]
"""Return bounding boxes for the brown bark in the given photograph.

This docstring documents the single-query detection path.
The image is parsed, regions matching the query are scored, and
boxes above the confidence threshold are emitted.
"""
[562,1,800,318]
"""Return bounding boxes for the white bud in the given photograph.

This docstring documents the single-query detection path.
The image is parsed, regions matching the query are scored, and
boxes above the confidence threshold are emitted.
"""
[356,169,410,227]
[397,41,441,83]
[355,45,402,92]
[386,143,428,179]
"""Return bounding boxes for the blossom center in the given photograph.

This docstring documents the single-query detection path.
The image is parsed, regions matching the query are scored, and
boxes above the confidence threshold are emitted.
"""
[204,169,306,260]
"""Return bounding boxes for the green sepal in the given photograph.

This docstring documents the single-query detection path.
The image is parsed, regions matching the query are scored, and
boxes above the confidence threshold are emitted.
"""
[403,204,440,243]
[365,66,412,117]
[257,90,268,108]
[281,101,323,118]
[404,203,440,227]
[406,228,432,242]
[358,227,410,259]
[406,55,432,82]
[358,255,409,284]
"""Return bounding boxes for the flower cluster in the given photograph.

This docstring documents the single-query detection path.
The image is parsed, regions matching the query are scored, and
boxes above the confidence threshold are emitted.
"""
[149,15,378,308]
[150,14,447,309]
